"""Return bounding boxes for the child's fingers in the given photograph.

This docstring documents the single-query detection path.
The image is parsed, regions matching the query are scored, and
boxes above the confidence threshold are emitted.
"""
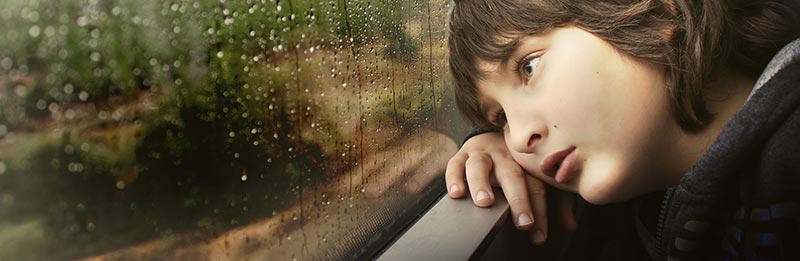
[465,153,495,207]
[492,155,534,231]
[525,175,549,245]
[445,153,468,198]
[556,190,578,232]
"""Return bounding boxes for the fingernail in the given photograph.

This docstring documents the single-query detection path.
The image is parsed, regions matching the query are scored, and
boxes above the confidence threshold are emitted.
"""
[533,229,546,244]
[477,190,490,202]
[449,184,460,194]
[517,213,533,226]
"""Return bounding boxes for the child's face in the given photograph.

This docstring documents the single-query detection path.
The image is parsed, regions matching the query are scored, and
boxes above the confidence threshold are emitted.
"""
[476,26,683,204]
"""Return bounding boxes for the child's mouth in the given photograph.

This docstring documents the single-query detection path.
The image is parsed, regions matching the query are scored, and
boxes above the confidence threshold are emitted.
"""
[540,146,577,183]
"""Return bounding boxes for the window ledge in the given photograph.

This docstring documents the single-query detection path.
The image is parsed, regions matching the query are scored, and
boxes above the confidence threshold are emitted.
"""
[377,188,509,260]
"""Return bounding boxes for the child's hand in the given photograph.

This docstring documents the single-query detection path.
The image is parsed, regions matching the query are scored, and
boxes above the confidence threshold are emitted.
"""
[445,132,575,245]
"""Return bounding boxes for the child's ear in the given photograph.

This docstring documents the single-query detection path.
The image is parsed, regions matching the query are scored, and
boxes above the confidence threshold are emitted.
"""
[662,0,679,42]
[661,25,677,42]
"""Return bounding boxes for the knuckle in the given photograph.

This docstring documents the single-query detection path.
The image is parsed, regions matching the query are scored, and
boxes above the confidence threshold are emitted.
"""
[496,168,522,178]
[472,153,492,162]
[449,153,467,164]
[508,197,530,208]
[465,154,490,168]
[444,170,461,180]
[446,157,461,168]
[528,184,547,198]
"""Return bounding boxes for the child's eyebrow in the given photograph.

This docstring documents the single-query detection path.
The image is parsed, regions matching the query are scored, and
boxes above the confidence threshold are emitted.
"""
[496,40,523,68]
[476,41,522,76]
[495,35,545,69]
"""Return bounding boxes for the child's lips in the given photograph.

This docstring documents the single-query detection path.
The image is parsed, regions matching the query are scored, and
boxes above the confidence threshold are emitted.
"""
[540,146,577,183]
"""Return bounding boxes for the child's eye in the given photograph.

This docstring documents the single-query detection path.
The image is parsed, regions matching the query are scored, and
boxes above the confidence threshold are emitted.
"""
[518,56,541,81]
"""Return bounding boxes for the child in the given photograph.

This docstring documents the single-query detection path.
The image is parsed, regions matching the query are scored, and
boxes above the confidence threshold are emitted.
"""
[444,0,800,259]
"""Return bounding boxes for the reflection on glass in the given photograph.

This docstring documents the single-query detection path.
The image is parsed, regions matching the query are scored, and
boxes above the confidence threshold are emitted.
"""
[0,0,465,259]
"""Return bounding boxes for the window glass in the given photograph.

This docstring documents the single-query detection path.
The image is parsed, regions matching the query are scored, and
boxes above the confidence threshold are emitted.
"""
[0,0,466,259]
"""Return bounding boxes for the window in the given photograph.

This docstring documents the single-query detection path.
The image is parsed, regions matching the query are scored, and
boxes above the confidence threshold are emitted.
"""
[0,0,466,259]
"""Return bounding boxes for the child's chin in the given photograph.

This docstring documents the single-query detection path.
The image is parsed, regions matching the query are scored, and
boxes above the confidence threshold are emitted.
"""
[576,161,639,205]
[578,183,626,205]
[581,192,614,205]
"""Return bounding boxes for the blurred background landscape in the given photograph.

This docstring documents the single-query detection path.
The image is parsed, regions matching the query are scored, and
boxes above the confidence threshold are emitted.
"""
[0,0,467,259]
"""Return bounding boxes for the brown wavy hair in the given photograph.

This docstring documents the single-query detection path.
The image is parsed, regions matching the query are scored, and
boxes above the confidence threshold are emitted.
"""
[448,0,800,131]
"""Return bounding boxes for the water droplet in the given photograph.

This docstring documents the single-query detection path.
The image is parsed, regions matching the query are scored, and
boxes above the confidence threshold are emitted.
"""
[86,222,96,232]
[0,57,12,70]
[76,16,88,26]
[44,26,55,37]
[241,175,248,181]
[14,85,27,97]
[217,51,224,58]
[65,109,76,119]
[116,180,126,190]
[229,131,235,137]
[79,91,89,101]
[28,25,40,38]
[68,162,84,172]
[90,52,101,62]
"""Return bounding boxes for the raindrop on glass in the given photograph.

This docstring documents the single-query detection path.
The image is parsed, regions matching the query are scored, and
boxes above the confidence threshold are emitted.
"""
[79,91,89,101]
[29,25,40,38]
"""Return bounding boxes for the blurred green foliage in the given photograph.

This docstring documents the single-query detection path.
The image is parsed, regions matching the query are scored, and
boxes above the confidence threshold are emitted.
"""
[0,0,451,259]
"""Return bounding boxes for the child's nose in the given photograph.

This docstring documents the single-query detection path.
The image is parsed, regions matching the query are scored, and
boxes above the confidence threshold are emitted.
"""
[506,119,548,154]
